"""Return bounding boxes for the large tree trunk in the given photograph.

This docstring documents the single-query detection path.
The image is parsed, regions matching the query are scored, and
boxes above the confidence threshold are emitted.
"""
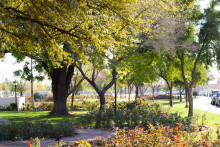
[49,66,74,116]
[188,87,193,117]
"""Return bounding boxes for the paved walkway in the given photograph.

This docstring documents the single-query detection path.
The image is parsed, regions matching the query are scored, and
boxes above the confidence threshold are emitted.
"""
[193,96,220,114]
[0,128,114,147]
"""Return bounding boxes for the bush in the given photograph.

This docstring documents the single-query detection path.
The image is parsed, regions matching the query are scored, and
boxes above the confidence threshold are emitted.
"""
[6,103,17,111]
[90,122,215,147]
[34,92,44,101]
[25,122,220,147]
[83,100,99,113]
[23,103,34,111]
[67,102,85,110]
[0,120,75,141]
[38,102,53,111]
[84,100,194,130]
[22,102,86,111]
[45,93,53,102]
[68,94,99,101]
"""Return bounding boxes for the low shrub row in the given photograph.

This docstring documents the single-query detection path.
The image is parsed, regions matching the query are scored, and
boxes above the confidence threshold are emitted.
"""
[21,101,86,111]
[0,120,75,141]
[77,100,196,131]
[142,94,181,100]
[32,94,115,102]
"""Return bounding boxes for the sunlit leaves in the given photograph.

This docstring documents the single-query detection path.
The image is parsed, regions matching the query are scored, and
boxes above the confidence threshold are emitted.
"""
[0,0,192,66]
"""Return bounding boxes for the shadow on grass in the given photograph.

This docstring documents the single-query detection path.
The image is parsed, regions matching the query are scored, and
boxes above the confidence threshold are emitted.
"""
[0,111,86,125]
[152,99,185,106]
[162,101,185,106]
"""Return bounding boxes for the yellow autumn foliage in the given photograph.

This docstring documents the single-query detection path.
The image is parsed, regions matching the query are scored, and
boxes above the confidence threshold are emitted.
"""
[0,0,194,65]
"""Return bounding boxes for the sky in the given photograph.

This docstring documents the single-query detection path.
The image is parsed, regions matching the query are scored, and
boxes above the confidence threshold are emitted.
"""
[0,53,51,85]
[0,0,219,85]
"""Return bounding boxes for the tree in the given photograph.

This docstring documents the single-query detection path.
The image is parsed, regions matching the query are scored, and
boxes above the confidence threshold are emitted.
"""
[0,82,7,91]
[133,12,191,105]
[158,55,181,107]
[174,79,185,102]
[14,58,44,105]
[149,80,162,99]
[139,84,150,97]
[76,53,118,110]
[178,0,219,117]
[17,79,27,96]
[0,0,191,115]
[68,68,84,109]
[118,53,158,101]
[0,0,142,115]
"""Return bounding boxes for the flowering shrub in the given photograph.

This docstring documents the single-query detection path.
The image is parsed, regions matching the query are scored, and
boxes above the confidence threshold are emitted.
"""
[22,102,87,111]
[23,103,34,111]
[68,122,220,147]
[23,121,219,147]
[67,94,115,100]
[38,102,53,111]
[96,122,215,147]
[45,93,53,102]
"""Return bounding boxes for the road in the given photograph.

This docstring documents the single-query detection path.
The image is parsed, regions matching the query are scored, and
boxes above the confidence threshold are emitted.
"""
[193,96,220,114]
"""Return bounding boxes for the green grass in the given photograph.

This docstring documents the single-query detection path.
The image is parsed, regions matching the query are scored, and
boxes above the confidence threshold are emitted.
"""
[0,110,87,125]
[152,99,220,139]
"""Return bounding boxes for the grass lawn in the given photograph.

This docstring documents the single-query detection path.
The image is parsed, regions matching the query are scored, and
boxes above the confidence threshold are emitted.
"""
[0,110,87,125]
[153,99,220,139]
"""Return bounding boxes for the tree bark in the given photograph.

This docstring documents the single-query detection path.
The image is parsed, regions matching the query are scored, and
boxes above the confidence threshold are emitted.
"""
[99,93,105,110]
[49,65,74,116]
[179,86,182,102]
[71,92,75,109]
[188,88,193,117]
[152,88,155,99]
[169,82,173,107]
[159,69,173,107]
[125,86,126,98]
[185,86,188,108]
[128,85,133,101]
[135,86,139,99]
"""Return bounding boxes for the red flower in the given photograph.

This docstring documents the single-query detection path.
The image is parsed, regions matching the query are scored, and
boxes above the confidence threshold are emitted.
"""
[27,141,31,145]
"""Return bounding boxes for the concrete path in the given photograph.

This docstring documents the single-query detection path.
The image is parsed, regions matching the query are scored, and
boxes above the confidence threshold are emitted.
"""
[0,128,114,147]
[193,96,220,114]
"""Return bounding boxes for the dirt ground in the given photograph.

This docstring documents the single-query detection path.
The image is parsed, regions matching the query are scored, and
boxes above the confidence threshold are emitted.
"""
[0,128,115,147]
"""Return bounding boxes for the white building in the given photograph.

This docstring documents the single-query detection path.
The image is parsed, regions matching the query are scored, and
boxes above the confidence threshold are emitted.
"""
[0,96,25,109]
